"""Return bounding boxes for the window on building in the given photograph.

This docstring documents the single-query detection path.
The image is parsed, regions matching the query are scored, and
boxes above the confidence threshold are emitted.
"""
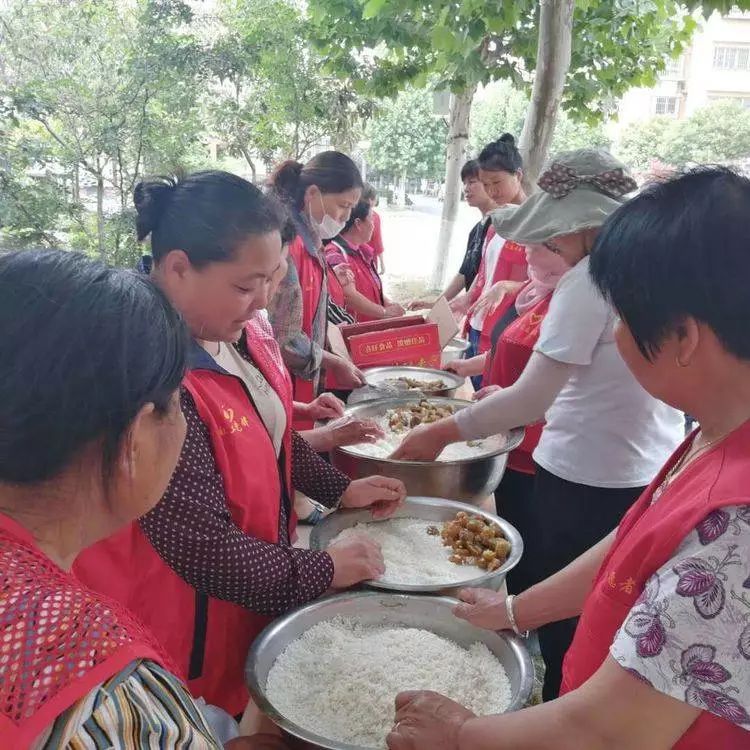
[654,96,679,115]
[714,45,750,70]
[708,94,750,109]
[662,56,684,78]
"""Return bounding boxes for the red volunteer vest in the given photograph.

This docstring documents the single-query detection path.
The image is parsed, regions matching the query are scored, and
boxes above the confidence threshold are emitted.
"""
[289,235,324,428]
[483,292,551,475]
[561,420,750,748]
[327,239,384,323]
[369,210,385,258]
[478,240,528,353]
[75,324,294,716]
[463,227,497,337]
[323,266,350,392]
[0,514,169,748]
[326,263,347,309]
[463,234,527,345]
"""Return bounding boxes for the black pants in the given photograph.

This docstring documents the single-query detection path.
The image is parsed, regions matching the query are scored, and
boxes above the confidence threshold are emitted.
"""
[526,465,646,701]
[493,468,536,595]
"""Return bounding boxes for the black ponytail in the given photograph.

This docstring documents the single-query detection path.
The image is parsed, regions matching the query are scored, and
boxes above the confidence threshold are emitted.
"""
[269,151,363,210]
[134,170,286,268]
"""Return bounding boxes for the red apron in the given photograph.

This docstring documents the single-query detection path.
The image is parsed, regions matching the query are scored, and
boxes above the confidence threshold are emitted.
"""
[324,266,351,392]
[463,234,528,347]
[462,227,496,337]
[0,514,168,747]
[561,421,750,748]
[483,292,551,474]
[327,239,384,323]
[75,324,294,716]
[478,239,528,353]
[289,235,325,428]
[369,210,385,258]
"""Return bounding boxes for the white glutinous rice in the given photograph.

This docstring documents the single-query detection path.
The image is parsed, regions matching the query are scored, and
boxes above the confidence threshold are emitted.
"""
[344,415,506,462]
[265,617,512,748]
[330,518,482,585]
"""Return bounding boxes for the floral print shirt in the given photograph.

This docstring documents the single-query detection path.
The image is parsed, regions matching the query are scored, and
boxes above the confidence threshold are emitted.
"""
[611,504,750,730]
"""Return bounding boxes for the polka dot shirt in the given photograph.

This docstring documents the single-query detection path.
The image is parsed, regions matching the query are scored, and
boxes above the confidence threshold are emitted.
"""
[139,388,344,617]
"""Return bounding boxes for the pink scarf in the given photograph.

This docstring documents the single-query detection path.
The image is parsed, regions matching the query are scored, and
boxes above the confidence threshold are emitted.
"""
[515,245,570,315]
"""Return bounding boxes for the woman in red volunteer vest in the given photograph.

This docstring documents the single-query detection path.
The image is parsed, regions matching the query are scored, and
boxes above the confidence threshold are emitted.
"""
[408,160,496,316]
[267,152,367,429]
[362,183,387,274]
[385,168,750,749]
[325,199,405,323]
[393,150,685,701]
[75,171,405,718]
[461,135,528,388]
[445,245,570,593]
[0,249,283,749]
[269,238,383,455]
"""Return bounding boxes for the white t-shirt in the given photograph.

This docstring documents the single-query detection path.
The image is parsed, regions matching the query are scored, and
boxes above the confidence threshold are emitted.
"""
[213,342,287,456]
[533,257,684,488]
[469,232,505,330]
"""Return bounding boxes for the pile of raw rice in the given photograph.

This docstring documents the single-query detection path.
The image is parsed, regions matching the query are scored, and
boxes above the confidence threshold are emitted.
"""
[265,616,511,748]
[330,518,481,585]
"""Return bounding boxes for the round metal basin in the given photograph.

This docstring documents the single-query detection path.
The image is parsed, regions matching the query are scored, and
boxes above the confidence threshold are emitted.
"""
[246,591,534,750]
[440,336,471,367]
[362,365,464,399]
[310,496,522,596]
[331,396,524,504]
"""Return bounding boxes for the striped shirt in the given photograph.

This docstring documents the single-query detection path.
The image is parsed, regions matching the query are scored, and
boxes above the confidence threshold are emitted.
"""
[33,660,221,749]
[328,297,354,325]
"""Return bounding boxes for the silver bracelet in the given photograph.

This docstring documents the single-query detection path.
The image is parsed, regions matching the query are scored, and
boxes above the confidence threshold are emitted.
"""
[505,594,528,638]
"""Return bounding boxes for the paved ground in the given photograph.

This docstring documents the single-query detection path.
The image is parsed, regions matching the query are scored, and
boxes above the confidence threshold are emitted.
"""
[377,195,480,303]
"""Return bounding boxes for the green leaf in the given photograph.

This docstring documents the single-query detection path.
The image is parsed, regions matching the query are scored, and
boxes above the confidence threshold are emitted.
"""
[362,0,387,19]
[431,25,455,53]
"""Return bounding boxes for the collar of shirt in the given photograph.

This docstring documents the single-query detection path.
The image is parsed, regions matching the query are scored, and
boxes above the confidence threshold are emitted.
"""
[188,336,241,376]
[292,210,321,259]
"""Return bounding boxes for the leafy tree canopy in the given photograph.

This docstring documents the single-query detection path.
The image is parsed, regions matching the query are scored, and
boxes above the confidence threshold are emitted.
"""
[470,80,609,156]
[367,87,447,180]
[615,100,750,171]
[307,0,715,122]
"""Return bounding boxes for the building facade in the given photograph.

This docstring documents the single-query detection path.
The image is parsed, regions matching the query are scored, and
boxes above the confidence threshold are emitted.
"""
[615,10,750,128]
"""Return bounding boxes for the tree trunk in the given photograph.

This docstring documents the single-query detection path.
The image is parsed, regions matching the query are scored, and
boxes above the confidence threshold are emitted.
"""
[396,172,408,207]
[240,146,257,183]
[96,173,106,259]
[518,0,575,192]
[72,165,80,203]
[430,85,476,291]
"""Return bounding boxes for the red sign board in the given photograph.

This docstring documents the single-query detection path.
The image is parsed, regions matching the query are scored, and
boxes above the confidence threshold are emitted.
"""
[347,322,441,368]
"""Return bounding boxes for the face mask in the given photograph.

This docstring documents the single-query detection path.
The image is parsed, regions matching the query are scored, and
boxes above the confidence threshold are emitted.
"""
[515,245,571,316]
[309,193,346,240]
[525,245,570,290]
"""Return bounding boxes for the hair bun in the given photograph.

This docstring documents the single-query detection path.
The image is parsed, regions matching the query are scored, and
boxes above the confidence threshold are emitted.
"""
[478,133,523,173]
[271,160,304,199]
[133,176,179,241]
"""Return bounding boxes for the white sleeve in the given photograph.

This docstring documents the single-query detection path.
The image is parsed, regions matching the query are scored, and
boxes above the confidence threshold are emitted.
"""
[535,260,612,366]
[453,352,573,440]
